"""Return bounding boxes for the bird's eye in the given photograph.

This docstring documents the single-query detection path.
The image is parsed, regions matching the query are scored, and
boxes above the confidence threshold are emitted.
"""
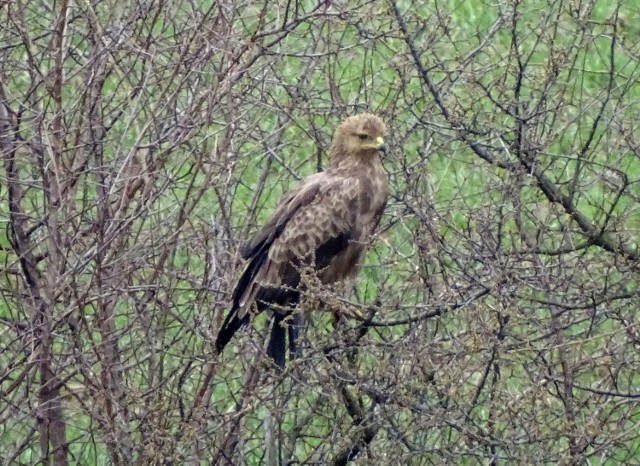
[357,134,368,140]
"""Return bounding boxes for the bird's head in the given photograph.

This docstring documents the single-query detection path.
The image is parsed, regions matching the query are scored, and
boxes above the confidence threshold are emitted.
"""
[329,113,388,165]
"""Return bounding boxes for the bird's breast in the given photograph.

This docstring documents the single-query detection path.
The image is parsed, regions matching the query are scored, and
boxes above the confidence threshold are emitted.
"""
[356,167,388,222]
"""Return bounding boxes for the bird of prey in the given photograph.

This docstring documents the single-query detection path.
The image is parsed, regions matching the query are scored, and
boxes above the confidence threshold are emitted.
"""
[215,113,389,368]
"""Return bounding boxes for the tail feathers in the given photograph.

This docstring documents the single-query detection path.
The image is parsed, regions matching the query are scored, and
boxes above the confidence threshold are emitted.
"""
[267,314,287,368]
[266,313,300,369]
[215,307,250,354]
[218,242,304,365]
[217,308,300,368]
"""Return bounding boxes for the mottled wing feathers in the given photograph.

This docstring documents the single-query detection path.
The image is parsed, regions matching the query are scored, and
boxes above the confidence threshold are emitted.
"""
[240,175,323,259]
[270,179,359,264]
[238,177,361,314]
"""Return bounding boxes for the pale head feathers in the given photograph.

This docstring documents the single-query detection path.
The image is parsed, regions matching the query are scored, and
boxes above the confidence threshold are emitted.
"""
[328,113,388,166]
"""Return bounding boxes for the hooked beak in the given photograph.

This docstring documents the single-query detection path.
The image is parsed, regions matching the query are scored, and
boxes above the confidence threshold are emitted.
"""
[375,136,388,155]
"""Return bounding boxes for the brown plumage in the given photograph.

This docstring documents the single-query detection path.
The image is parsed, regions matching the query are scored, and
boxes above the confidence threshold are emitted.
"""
[215,113,389,367]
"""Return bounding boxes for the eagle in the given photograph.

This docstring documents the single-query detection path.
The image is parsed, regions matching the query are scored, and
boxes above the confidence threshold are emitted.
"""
[215,113,389,368]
